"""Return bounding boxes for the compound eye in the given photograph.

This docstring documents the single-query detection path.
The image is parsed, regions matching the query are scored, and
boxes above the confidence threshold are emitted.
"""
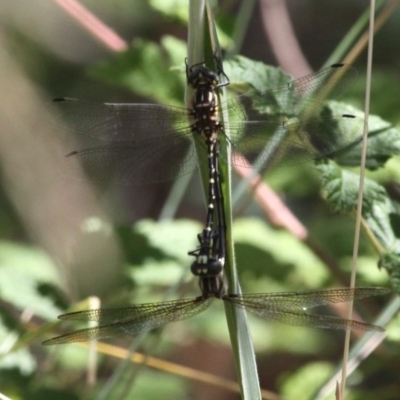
[191,261,205,276]
[205,260,223,275]
[187,71,200,86]
[191,259,223,276]
[203,69,219,82]
[208,260,223,275]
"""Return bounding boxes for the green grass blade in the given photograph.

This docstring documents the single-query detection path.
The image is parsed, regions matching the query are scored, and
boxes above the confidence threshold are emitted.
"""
[188,1,261,398]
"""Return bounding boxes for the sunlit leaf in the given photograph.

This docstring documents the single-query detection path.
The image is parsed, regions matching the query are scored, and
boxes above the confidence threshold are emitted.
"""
[379,252,400,293]
[280,362,334,400]
[326,102,400,169]
[317,160,387,214]
[233,218,329,288]
[150,0,189,23]
[0,242,63,319]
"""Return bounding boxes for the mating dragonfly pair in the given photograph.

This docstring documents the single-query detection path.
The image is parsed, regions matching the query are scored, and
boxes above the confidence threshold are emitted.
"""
[43,59,387,345]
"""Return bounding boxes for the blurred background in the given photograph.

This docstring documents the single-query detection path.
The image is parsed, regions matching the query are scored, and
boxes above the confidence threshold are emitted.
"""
[1,0,400,399]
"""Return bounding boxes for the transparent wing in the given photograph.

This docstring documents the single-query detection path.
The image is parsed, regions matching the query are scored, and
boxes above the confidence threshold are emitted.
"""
[227,113,365,168]
[51,64,361,184]
[51,99,202,184]
[241,308,383,331]
[226,63,357,120]
[228,287,389,310]
[43,297,213,345]
[50,98,189,141]
[223,64,361,168]
[226,287,389,331]
[63,133,199,185]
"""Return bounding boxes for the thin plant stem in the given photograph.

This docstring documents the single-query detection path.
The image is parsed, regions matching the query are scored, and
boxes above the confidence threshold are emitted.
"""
[340,0,376,397]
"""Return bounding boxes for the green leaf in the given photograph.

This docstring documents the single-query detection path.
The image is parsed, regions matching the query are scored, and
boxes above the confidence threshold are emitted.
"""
[224,55,292,95]
[317,160,387,214]
[379,253,400,293]
[234,217,329,289]
[0,242,62,319]
[365,198,399,250]
[223,57,357,119]
[119,219,204,289]
[150,0,189,23]
[118,218,202,261]
[223,59,400,175]
[124,370,187,400]
[132,219,202,262]
[324,102,400,169]
[280,362,334,400]
[223,56,293,116]
[90,36,187,105]
[0,348,35,375]
[0,243,63,373]
[318,160,400,291]
[386,302,400,341]
[0,314,36,374]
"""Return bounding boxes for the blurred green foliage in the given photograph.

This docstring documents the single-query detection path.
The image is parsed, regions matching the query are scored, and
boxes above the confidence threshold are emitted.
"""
[1,0,400,399]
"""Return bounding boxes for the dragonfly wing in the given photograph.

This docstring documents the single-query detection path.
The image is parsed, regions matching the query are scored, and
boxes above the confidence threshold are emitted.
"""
[50,99,189,141]
[227,287,389,311]
[57,297,209,322]
[228,121,312,168]
[226,113,365,170]
[42,324,128,345]
[241,307,384,331]
[43,297,213,345]
[63,130,197,185]
[229,63,357,120]
[293,111,365,157]
[221,63,361,169]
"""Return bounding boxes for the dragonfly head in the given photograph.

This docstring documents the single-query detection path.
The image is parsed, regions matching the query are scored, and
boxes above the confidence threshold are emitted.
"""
[188,67,219,90]
[191,257,223,277]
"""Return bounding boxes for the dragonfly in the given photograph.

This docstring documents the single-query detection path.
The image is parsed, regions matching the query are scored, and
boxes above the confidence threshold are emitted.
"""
[51,61,364,187]
[43,227,389,346]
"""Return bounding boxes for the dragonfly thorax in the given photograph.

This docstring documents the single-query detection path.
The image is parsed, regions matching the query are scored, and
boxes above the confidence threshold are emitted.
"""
[190,87,221,144]
[198,273,226,299]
